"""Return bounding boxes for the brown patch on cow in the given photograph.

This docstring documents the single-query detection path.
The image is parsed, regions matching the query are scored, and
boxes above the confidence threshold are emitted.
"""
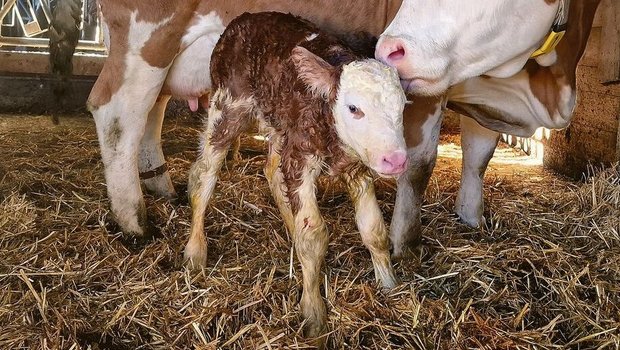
[403,96,442,149]
[197,0,403,36]
[88,0,200,108]
[553,0,602,86]
[208,12,376,214]
[526,62,563,118]
[141,2,200,68]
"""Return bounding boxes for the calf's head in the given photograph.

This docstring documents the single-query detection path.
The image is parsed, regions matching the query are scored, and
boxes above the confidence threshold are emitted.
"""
[292,47,408,177]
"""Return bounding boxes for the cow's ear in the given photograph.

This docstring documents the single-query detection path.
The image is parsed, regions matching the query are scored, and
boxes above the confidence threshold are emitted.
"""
[291,46,337,100]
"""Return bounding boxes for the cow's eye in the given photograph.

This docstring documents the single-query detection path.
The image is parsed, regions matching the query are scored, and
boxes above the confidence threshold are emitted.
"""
[348,105,358,114]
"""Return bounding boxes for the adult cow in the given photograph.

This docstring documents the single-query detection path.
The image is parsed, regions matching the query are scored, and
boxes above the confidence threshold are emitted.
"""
[78,0,600,256]
[375,0,601,256]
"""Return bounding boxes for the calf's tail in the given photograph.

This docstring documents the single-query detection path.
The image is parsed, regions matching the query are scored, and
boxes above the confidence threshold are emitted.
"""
[48,0,83,124]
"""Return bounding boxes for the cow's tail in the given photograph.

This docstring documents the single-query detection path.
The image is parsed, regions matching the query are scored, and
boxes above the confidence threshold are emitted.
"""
[48,0,83,124]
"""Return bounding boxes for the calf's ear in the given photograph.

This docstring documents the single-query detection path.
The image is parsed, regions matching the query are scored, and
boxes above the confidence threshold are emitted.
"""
[291,46,337,100]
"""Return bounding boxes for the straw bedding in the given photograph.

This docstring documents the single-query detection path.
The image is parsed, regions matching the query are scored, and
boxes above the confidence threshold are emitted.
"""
[0,113,618,349]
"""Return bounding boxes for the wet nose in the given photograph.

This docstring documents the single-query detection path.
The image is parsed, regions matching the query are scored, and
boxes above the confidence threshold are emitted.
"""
[380,150,408,175]
[376,36,407,67]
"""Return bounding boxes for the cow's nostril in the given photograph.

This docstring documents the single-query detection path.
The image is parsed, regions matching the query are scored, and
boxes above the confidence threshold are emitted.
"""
[388,47,405,61]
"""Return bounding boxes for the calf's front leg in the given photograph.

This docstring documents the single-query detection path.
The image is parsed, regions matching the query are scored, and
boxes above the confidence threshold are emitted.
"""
[286,159,328,339]
[343,169,397,288]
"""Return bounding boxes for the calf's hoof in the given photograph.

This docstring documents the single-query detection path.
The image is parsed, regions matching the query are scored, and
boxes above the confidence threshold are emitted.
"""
[184,243,207,271]
[303,318,327,345]
[378,269,399,289]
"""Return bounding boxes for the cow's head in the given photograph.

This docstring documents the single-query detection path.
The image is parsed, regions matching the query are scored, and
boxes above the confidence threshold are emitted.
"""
[292,47,408,177]
[376,0,562,95]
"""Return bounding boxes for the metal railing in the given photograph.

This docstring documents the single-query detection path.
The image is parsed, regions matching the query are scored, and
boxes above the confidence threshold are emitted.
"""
[0,0,105,52]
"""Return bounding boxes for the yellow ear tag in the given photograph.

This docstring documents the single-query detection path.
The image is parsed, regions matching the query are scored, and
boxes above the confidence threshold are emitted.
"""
[531,30,566,58]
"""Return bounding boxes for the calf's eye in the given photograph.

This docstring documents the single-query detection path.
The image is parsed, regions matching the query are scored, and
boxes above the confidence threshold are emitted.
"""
[347,105,365,119]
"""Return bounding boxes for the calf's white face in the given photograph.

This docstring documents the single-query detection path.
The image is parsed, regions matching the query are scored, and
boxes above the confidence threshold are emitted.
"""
[376,0,561,96]
[334,60,408,177]
[291,47,407,177]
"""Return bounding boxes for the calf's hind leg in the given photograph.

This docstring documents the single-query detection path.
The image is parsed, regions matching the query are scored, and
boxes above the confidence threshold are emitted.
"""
[264,136,295,236]
[184,90,253,269]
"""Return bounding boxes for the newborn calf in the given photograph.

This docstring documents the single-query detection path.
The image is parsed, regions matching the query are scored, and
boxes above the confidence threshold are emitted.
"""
[184,12,407,338]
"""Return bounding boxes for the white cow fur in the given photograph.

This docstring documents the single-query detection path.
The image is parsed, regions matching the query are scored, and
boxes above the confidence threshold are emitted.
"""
[377,0,560,96]
[92,12,175,236]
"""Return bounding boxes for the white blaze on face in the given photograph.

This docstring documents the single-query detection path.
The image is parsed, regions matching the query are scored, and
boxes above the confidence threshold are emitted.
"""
[333,59,408,177]
[376,0,561,95]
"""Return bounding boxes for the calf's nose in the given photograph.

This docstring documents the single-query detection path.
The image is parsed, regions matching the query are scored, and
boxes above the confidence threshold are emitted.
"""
[380,150,408,175]
[375,36,407,66]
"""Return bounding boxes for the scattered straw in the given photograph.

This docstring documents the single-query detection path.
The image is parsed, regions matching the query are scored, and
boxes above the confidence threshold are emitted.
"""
[0,114,618,349]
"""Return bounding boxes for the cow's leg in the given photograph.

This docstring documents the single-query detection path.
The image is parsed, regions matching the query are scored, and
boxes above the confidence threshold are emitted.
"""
[288,160,328,339]
[455,116,499,227]
[90,69,170,237]
[88,10,190,236]
[138,95,176,199]
[391,97,444,258]
[344,169,397,288]
[264,137,295,235]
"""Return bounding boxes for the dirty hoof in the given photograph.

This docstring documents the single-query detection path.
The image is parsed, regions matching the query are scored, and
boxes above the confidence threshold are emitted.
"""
[183,244,207,271]
[391,237,422,261]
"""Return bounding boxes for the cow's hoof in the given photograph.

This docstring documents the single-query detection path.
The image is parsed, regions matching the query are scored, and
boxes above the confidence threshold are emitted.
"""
[143,175,177,201]
[455,210,484,228]
[391,230,422,260]
[111,200,150,238]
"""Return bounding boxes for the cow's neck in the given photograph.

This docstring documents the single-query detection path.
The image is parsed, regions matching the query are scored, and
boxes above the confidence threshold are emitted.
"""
[447,0,602,137]
[554,0,601,86]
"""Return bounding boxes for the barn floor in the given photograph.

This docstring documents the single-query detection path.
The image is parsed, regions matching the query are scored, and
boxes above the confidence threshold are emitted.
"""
[0,113,618,349]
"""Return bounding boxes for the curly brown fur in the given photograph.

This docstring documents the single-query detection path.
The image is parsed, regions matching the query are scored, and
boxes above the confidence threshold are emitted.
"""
[209,12,376,213]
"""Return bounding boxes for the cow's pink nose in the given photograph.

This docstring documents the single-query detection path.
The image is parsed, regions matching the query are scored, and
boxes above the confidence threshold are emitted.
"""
[376,36,407,65]
[380,151,408,175]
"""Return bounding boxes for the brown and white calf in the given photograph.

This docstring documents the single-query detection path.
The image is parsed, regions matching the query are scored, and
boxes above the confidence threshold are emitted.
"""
[184,12,406,337]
